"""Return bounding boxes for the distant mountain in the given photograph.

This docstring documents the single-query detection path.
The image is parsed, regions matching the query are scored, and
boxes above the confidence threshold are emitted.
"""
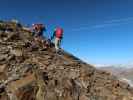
[95,63,133,68]
[97,65,133,86]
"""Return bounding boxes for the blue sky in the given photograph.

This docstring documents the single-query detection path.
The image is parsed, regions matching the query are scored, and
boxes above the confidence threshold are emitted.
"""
[0,0,133,64]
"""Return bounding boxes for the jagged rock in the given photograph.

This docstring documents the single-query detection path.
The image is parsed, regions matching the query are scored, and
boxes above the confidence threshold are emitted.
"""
[7,74,35,93]
[0,64,6,73]
[10,48,23,57]
[79,95,89,100]
[0,54,8,61]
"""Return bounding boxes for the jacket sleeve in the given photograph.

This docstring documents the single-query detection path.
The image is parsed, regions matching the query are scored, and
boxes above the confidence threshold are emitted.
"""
[50,31,56,40]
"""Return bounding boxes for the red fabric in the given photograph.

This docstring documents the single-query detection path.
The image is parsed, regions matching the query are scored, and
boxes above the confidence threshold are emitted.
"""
[55,27,63,38]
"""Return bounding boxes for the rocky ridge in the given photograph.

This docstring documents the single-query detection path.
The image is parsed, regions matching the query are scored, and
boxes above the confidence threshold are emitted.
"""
[0,21,133,100]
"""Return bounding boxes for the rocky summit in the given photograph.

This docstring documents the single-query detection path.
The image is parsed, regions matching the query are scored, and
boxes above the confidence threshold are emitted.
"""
[0,20,133,100]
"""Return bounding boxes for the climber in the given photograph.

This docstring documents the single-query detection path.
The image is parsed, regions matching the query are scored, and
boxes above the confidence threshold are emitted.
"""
[51,27,63,52]
[31,23,49,50]
[32,23,46,38]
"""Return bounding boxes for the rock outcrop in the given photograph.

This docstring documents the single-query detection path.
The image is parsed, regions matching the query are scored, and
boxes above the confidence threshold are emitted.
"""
[0,21,133,100]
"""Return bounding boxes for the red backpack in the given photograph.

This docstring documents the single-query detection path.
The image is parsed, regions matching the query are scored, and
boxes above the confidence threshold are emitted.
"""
[55,27,63,38]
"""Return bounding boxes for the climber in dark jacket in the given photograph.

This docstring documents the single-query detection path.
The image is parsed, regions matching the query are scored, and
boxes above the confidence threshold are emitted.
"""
[31,23,49,50]
[32,23,46,37]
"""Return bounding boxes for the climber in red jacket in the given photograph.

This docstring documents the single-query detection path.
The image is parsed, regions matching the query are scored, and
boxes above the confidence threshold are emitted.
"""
[51,27,63,51]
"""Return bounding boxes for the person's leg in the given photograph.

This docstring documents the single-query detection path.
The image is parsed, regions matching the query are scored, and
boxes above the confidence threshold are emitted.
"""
[58,39,62,49]
[32,31,35,36]
[55,37,59,51]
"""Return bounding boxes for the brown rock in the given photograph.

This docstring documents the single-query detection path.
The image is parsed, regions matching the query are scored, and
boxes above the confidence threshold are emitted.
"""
[7,74,36,93]
[10,48,23,57]
[79,95,89,100]
[0,64,6,73]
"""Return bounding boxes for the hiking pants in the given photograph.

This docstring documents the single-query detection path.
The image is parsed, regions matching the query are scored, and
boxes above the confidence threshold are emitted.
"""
[55,37,61,51]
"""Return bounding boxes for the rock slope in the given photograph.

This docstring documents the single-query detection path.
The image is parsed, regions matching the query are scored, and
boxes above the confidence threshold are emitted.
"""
[0,21,133,100]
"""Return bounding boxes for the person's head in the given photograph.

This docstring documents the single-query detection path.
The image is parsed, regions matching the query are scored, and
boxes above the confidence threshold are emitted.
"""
[37,24,46,32]
[55,26,63,31]
[32,23,46,31]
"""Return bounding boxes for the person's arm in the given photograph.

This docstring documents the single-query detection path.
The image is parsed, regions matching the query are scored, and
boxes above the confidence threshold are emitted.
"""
[50,31,56,40]
[30,27,35,36]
